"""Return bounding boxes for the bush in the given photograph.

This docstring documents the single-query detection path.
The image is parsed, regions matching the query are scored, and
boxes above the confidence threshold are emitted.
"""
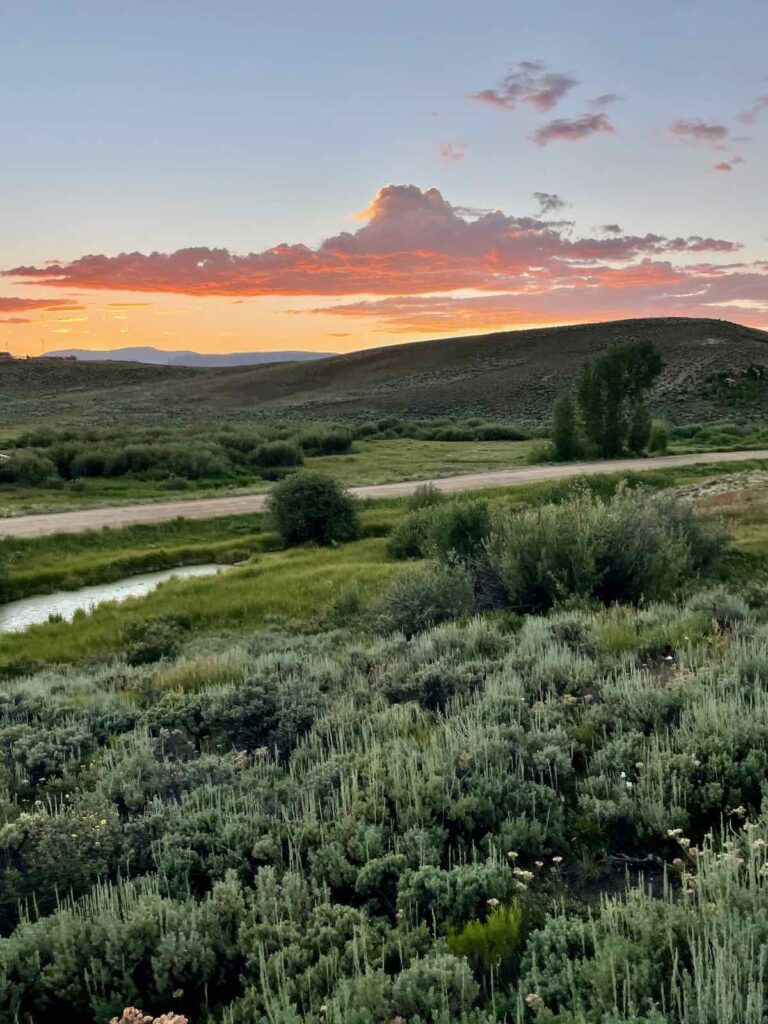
[388,500,490,563]
[405,482,444,511]
[649,420,669,453]
[391,953,479,1019]
[253,440,303,469]
[484,487,725,613]
[267,471,360,546]
[426,500,491,563]
[296,426,354,455]
[123,614,192,666]
[447,903,523,977]
[379,562,475,636]
[0,451,56,485]
[387,510,433,560]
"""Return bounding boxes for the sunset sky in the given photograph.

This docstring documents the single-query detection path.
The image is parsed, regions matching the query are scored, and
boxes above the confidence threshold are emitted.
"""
[2,0,768,356]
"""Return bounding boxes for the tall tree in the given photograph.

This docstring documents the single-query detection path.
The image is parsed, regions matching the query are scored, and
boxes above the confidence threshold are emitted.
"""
[573,340,663,457]
[552,394,581,461]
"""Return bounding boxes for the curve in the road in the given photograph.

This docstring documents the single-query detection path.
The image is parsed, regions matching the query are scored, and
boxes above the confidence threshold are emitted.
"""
[1,448,766,539]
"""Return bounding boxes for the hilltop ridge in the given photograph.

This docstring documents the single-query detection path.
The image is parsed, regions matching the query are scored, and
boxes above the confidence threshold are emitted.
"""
[2,316,766,426]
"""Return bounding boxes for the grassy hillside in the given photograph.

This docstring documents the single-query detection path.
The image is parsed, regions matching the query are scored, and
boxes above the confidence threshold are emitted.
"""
[2,316,767,427]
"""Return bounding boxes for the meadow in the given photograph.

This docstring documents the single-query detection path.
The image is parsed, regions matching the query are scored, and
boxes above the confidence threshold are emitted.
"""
[0,453,767,1023]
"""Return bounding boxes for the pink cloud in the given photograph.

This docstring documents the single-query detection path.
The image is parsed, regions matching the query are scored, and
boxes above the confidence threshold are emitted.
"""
[738,94,768,125]
[0,296,83,313]
[302,260,768,334]
[6,184,737,299]
[531,112,615,146]
[438,139,469,162]
[669,119,731,148]
[470,60,578,112]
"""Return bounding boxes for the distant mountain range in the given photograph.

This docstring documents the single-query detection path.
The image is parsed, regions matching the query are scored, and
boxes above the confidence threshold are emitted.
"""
[47,346,337,367]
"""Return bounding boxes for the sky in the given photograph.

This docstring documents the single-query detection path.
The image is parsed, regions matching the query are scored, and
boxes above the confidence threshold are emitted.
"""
[2,0,768,356]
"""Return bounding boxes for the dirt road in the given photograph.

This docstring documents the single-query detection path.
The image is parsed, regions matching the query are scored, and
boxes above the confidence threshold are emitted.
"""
[1,449,766,539]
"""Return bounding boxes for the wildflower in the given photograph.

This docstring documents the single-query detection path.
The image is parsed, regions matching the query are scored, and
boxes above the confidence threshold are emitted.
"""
[535,860,544,868]
[678,837,691,849]
[525,993,544,1010]
[620,771,626,779]
[396,908,404,919]
[513,868,534,883]
[688,847,699,858]
[693,759,701,767]
[732,805,747,817]
[507,850,518,861]
[760,863,768,877]
[672,858,684,868]
[486,897,500,908]
[70,833,78,838]
[100,818,108,826]
[667,828,683,838]
[552,855,563,865]
[753,839,766,851]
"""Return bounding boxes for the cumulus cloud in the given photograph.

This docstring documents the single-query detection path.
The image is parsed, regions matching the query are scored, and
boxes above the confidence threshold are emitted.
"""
[5,184,739,302]
[470,60,578,112]
[531,112,615,146]
[438,139,469,162]
[669,119,731,149]
[532,192,567,215]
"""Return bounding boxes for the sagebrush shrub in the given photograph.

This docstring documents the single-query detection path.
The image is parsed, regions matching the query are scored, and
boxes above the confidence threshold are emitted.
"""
[379,561,475,636]
[484,486,725,612]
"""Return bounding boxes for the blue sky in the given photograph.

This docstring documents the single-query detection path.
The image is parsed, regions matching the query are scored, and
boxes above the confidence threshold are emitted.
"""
[2,0,767,352]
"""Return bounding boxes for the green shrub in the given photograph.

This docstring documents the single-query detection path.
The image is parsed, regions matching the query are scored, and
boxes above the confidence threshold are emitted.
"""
[123,613,192,666]
[296,426,354,455]
[427,500,491,563]
[405,482,444,511]
[484,487,725,612]
[0,451,56,485]
[267,471,360,546]
[447,903,523,975]
[253,440,304,469]
[379,561,475,636]
[386,509,433,560]
[649,420,669,453]
[388,500,490,563]
[391,953,479,1019]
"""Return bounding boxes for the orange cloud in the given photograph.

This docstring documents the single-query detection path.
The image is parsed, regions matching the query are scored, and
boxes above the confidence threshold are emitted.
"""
[4,184,740,302]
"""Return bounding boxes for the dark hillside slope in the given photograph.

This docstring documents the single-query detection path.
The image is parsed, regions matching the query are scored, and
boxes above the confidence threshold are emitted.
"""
[186,316,768,421]
[1,317,766,427]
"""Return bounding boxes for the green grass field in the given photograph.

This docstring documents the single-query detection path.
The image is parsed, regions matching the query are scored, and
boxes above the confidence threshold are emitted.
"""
[2,459,767,672]
[0,438,539,516]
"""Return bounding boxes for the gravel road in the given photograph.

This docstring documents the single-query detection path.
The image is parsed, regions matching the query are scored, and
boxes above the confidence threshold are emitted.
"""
[1,449,766,539]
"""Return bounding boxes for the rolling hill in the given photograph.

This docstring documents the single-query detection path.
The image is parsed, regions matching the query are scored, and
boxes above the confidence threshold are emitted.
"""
[3,317,767,427]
